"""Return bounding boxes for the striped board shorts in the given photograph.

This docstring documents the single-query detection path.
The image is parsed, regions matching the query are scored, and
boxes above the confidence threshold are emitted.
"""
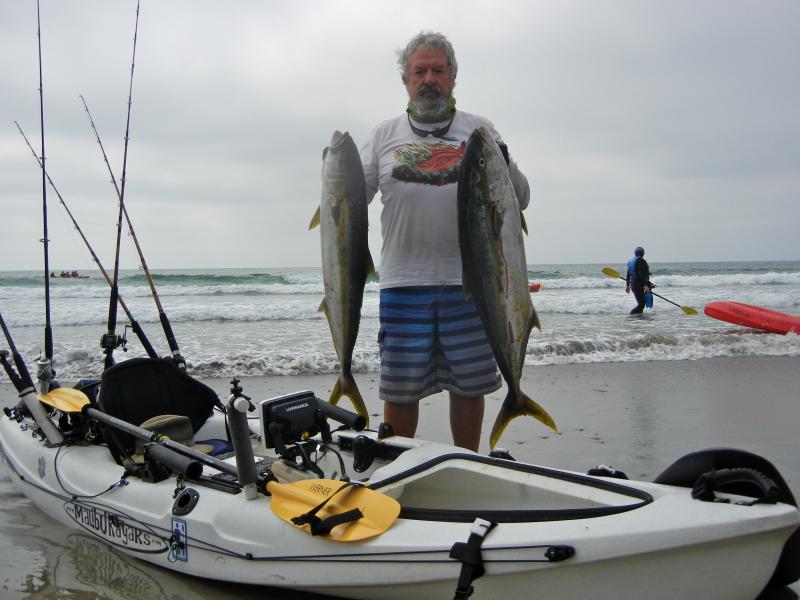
[378,286,501,403]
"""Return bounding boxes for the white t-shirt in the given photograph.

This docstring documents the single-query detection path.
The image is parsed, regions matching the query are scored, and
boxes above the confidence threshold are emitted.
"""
[360,110,530,289]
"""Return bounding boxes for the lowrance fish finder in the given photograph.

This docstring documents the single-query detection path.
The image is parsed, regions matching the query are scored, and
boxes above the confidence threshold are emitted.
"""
[259,390,367,455]
[260,390,322,454]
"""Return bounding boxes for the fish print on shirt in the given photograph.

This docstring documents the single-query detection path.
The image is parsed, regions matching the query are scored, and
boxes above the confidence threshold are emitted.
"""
[392,141,466,186]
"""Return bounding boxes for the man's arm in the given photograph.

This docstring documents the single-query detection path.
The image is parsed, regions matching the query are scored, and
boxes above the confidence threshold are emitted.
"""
[491,124,530,210]
[508,158,530,210]
[359,128,381,204]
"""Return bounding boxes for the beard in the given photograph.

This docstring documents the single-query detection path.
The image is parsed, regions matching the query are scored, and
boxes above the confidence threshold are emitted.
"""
[409,84,452,121]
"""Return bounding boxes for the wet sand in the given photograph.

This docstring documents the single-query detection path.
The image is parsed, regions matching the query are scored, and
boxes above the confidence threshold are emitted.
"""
[1,355,798,599]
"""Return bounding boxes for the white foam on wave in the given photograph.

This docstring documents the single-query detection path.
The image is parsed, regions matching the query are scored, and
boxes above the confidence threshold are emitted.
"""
[526,330,800,365]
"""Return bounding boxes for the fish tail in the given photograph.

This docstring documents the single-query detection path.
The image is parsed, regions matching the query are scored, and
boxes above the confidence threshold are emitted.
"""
[308,206,321,230]
[328,373,370,427]
[489,390,557,449]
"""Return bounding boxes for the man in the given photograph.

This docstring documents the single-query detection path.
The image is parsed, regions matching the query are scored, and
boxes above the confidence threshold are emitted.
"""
[360,31,530,451]
[625,246,652,314]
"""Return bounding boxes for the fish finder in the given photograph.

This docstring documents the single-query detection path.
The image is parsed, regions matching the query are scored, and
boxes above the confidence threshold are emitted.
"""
[260,391,322,454]
[259,390,367,455]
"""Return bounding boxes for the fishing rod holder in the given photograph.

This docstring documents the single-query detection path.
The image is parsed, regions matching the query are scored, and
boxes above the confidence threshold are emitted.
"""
[35,356,56,394]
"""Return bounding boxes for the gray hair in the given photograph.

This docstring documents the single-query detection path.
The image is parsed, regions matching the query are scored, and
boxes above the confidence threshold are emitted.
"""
[397,31,458,83]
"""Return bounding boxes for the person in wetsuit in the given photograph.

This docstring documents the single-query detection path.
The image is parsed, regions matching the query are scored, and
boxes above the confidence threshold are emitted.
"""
[625,246,652,314]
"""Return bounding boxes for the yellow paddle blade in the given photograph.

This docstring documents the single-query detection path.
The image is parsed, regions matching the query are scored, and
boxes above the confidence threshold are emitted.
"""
[681,306,699,316]
[602,267,622,279]
[267,479,400,542]
[38,388,91,413]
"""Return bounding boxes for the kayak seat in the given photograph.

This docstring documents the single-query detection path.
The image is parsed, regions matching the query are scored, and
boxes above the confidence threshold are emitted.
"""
[96,357,222,464]
[131,414,232,462]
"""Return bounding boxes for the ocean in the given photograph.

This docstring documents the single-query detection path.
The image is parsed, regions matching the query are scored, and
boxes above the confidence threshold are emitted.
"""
[2,264,799,599]
[1,261,799,382]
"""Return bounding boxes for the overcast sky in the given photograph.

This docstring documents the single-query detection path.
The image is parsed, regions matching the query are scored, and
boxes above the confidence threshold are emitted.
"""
[2,1,798,271]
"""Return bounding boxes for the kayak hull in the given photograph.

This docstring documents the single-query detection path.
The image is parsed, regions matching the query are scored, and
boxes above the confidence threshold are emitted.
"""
[705,301,800,334]
[0,410,797,600]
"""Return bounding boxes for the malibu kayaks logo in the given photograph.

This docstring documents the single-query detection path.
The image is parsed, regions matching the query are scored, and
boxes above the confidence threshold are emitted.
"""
[63,502,168,554]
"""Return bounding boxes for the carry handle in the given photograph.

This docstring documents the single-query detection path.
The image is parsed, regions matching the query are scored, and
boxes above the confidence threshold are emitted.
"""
[692,468,779,505]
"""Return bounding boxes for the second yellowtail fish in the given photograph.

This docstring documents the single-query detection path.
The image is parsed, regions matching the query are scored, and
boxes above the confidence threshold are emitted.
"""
[457,127,556,448]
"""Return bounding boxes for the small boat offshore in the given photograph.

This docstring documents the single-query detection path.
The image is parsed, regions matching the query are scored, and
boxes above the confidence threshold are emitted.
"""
[0,365,798,600]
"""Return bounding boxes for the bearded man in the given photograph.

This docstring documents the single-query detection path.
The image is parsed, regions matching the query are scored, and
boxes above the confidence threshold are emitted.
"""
[360,31,530,452]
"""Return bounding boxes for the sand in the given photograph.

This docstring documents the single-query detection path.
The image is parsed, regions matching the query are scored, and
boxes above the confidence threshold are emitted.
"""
[199,355,800,495]
[0,355,798,598]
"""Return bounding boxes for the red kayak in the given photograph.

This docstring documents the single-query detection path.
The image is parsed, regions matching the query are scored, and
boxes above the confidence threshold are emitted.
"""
[704,301,800,335]
[528,282,542,293]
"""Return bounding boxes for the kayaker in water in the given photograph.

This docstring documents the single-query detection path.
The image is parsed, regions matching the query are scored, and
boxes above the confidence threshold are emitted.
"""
[360,31,530,452]
[625,246,653,314]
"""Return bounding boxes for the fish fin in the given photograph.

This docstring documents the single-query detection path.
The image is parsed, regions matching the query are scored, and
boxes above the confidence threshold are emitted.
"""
[520,210,528,235]
[308,206,321,230]
[489,390,557,449]
[318,298,328,316]
[366,250,376,278]
[529,308,541,333]
[328,374,370,427]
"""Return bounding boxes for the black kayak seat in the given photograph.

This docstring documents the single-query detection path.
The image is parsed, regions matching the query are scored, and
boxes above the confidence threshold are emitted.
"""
[96,357,221,463]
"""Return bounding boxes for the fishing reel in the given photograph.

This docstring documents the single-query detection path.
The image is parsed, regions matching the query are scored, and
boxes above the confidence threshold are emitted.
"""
[100,329,128,353]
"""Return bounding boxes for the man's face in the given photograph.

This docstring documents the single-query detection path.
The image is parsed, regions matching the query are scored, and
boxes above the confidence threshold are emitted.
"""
[404,47,454,102]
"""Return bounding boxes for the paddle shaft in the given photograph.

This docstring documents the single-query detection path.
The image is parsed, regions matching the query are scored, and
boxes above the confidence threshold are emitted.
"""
[84,407,238,477]
[613,273,683,310]
[603,268,696,314]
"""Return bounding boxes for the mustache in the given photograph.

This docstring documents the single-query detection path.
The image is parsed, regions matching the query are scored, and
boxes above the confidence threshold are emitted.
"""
[415,84,443,98]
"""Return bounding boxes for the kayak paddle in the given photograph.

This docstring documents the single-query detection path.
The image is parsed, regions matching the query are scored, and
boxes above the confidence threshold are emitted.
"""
[268,478,400,542]
[602,267,698,315]
[38,387,91,412]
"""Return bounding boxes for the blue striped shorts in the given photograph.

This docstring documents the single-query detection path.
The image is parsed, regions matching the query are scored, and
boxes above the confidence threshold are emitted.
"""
[378,286,501,403]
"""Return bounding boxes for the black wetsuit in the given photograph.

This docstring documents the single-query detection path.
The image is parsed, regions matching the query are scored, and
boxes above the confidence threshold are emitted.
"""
[626,256,651,314]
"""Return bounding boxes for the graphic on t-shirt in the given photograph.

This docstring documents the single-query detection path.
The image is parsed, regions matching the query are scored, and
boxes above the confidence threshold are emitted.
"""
[392,141,466,186]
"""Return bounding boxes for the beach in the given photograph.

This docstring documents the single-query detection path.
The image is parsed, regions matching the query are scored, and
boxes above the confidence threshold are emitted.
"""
[0,355,798,599]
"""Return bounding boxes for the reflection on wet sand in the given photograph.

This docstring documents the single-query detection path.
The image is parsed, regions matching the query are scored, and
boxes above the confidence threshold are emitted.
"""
[0,469,332,600]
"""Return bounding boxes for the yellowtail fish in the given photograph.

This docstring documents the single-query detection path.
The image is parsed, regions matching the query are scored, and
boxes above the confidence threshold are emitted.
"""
[457,127,556,448]
[309,131,374,424]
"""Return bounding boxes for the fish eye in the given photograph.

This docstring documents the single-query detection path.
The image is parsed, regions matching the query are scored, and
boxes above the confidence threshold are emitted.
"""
[478,157,486,167]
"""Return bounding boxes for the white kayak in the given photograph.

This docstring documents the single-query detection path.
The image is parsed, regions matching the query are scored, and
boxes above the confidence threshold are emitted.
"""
[0,371,798,600]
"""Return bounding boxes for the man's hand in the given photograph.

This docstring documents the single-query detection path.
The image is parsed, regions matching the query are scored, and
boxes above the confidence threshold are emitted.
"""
[625,286,630,294]
[497,142,510,165]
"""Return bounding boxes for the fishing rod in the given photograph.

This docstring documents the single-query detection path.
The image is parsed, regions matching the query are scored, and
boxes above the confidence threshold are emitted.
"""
[14,121,158,359]
[0,350,23,391]
[103,0,141,370]
[35,0,55,391]
[80,94,184,367]
[0,312,63,444]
